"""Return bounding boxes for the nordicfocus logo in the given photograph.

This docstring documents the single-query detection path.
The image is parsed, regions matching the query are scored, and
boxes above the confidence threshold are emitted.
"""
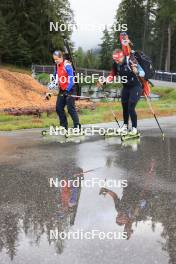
[49,177,128,189]
[49,126,121,137]
[50,229,128,240]
[49,73,128,85]
[49,22,128,33]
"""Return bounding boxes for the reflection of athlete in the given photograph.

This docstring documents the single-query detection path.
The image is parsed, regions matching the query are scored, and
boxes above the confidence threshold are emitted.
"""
[99,159,155,240]
[60,180,79,209]
[57,166,83,225]
[99,186,147,240]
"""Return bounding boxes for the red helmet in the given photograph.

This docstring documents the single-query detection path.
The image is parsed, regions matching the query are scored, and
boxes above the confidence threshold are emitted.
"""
[112,50,125,62]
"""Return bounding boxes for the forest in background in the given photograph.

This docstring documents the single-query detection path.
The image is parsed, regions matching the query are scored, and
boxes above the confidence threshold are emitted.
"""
[0,0,176,71]
[0,0,73,65]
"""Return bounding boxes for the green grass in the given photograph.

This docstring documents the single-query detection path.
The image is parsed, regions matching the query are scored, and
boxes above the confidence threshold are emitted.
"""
[36,73,50,84]
[152,87,176,100]
[0,86,176,131]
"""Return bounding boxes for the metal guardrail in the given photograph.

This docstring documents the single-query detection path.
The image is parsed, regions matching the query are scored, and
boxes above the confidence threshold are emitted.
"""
[31,65,110,76]
[154,71,176,82]
[31,64,176,82]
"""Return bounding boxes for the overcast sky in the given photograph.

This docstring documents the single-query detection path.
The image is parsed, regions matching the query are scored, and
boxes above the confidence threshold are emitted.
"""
[69,0,120,50]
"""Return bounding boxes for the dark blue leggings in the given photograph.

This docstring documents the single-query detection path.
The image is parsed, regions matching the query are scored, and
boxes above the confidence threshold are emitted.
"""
[56,95,80,129]
[121,85,142,128]
[122,101,138,128]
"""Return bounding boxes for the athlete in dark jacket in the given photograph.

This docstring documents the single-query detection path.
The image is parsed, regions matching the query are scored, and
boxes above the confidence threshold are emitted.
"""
[98,49,145,135]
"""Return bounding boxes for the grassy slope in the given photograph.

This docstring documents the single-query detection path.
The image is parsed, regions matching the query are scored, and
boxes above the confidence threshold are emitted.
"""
[0,86,176,131]
[0,65,176,131]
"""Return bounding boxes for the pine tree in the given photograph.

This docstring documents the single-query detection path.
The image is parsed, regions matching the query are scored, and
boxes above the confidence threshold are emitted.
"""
[99,28,113,70]
[0,0,74,65]
[0,11,8,64]
[75,47,85,68]
[157,0,176,71]
[114,0,145,50]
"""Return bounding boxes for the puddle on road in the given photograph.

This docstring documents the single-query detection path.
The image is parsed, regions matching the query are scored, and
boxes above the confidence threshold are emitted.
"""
[0,133,176,264]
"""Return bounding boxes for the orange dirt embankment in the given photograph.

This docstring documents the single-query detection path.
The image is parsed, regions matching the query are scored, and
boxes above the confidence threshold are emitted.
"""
[0,69,55,110]
[0,69,94,112]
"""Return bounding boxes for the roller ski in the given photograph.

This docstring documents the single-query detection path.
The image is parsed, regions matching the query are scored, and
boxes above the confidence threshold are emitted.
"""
[41,126,67,137]
[41,126,85,144]
[104,124,128,138]
[121,128,141,142]
[65,127,85,138]
[104,128,120,138]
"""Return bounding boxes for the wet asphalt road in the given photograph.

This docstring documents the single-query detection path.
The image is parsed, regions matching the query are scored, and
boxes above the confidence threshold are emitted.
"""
[151,80,176,88]
[0,116,176,264]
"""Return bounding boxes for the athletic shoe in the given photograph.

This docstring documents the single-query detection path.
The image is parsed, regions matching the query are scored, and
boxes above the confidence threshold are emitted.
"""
[117,124,128,135]
[128,127,138,136]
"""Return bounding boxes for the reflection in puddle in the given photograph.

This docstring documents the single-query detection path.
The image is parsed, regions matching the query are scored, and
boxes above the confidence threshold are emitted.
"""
[0,134,175,263]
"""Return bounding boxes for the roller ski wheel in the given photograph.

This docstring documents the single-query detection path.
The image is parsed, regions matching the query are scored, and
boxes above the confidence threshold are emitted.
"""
[65,131,85,139]
[121,131,141,142]
[104,131,121,138]
[41,130,47,136]
[104,127,127,138]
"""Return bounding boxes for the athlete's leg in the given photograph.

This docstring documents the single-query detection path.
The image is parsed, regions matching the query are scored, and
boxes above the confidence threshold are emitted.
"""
[56,94,68,129]
[66,96,80,128]
[128,101,138,128]
[128,85,142,128]
[121,87,130,126]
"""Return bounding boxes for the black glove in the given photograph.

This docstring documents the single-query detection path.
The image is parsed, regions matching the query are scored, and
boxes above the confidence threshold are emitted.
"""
[45,93,52,100]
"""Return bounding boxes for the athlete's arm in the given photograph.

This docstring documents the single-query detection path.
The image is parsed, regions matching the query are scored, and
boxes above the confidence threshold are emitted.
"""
[53,64,57,79]
[65,64,74,93]
[100,187,120,211]
[97,62,118,87]
[137,64,145,78]
[106,62,118,83]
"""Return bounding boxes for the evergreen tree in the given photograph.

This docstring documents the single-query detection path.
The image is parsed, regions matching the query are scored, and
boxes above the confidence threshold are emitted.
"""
[0,0,74,66]
[114,0,145,50]
[75,47,85,68]
[99,28,113,70]
[0,11,8,64]
[113,0,176,71]
[156,0,176,71]
[83,50,94,69]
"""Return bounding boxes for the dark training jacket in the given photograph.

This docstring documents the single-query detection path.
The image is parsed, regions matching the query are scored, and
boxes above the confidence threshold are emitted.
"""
[108,58,143,88]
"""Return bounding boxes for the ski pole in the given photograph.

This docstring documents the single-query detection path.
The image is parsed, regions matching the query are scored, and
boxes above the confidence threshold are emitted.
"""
[128,57,164,140]
[144,92,165,140]
[44,93,91,100]
[73,167,102,178]
[70,95,91,100]
[104,93,120,128]
[111,109,120,128]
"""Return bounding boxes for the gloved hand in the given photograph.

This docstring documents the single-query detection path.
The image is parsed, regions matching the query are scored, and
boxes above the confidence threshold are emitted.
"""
[47,80,58,90]
[45,93,52,100]
[97,76,106,88]
[63,91,69,97]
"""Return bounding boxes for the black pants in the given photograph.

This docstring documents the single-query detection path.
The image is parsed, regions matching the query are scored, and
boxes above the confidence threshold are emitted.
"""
[121,85,142,128]
[56,94,80,129]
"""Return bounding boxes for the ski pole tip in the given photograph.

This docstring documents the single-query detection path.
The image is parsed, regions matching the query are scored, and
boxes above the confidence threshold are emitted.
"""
[162,133,165,141]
